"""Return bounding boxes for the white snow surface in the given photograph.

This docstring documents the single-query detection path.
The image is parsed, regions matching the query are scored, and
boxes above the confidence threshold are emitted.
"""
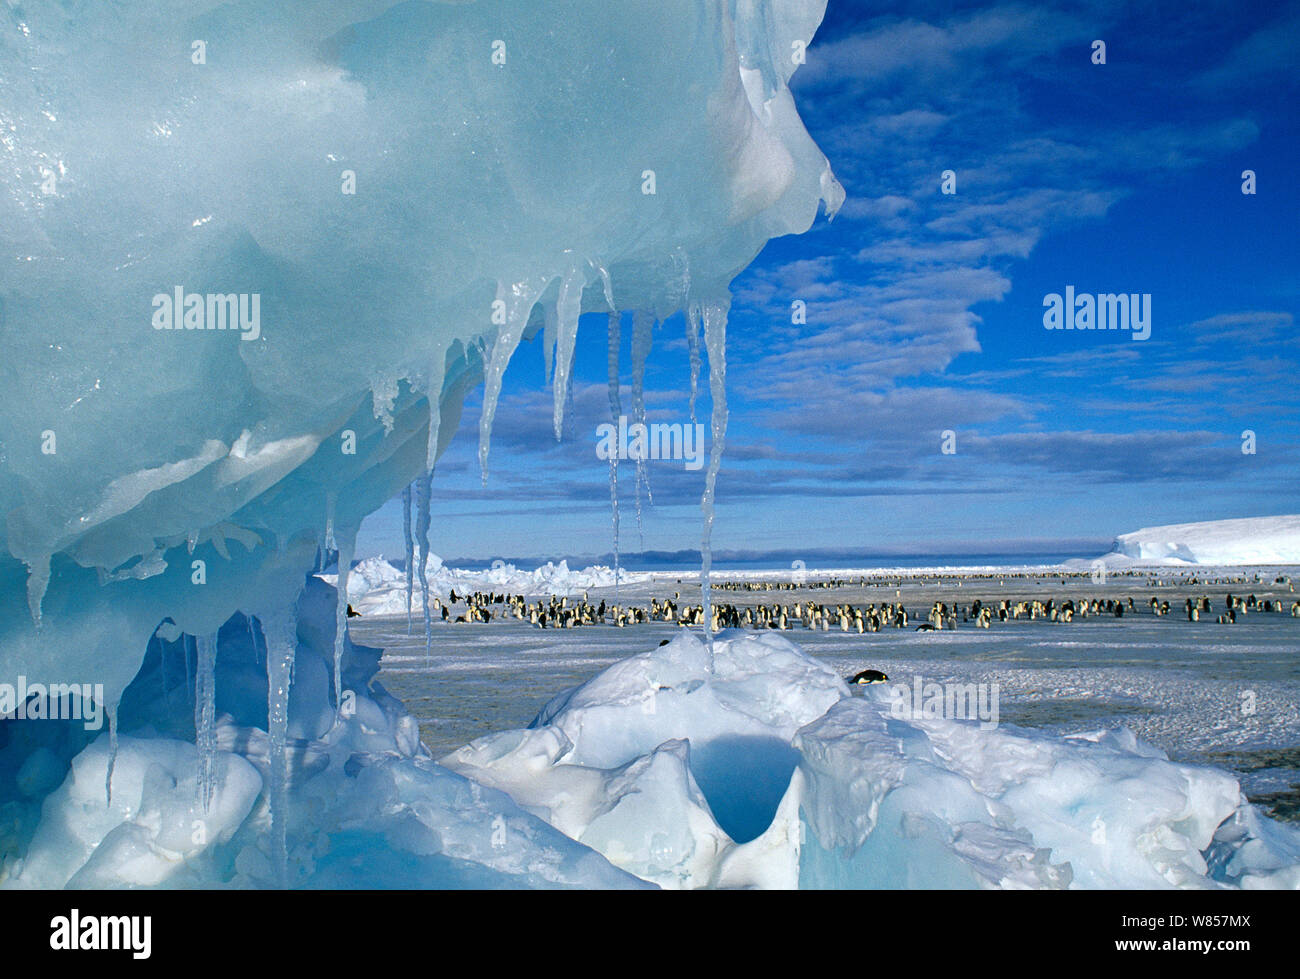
[1084,515,1300,567]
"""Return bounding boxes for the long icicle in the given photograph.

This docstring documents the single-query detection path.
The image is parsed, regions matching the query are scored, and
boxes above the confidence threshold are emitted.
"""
[607,311,622,602]
[416,470,433,655]
[402,482,414,634]
[686,304,702,424]
[630,310,655,547]
[263,610,296,889]
[194,632,217,813]
[479,278,546,483]
[552,264,584,440]
[698,298,729,661]
[542,299,557,387]
[333,528,356,722]
[324,491,337,553]
[425,342,447,474]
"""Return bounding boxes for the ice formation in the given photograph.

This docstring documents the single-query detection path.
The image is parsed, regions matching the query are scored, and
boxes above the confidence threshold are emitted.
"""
[12,2,1286,893]
[445,631,1300,890]
[1085,515,1300,567]
[320,554,635,615]
[5,577,647,888]
[0,0,843,887]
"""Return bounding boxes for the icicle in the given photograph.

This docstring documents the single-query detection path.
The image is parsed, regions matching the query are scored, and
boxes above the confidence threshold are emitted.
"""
[630,310,655,545]
[542,299,557,386]
[686,304,702,424]
[607,311,622,602]
[551,264,585,440]
[425,341,448,473]
[262,610,296,888]
[324,491,337,553]
[698,298,730,659]
[105,703,118,807]
[159,633,171,711]
[416,470,433,654]
[333,528,356,722]
[194,632,217,813]
[594,262,616,311]
[479,278,546,483]
[247,616,261,668]
[402,482,414,634]
[563,365,576,441]
[25,553,50,628]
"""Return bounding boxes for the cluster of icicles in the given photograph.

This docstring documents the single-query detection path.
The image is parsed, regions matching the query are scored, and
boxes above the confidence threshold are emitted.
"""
[388,291,731,653]
[94,286,734,888]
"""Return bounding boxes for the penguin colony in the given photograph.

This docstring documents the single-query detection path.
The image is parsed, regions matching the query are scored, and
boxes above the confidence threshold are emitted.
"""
[376,583,1299,633]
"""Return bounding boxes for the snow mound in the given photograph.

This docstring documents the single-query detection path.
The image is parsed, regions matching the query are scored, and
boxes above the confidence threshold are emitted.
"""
[443,632,1300,889]
[1080,515,1300,567]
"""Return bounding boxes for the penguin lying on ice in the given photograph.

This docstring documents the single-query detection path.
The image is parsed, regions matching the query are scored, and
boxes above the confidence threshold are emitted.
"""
[848,669,889,685]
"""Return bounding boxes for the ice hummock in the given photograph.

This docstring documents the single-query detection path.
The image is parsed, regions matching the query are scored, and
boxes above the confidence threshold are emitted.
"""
[1082,515,1300,567]
[444,630,1300,889]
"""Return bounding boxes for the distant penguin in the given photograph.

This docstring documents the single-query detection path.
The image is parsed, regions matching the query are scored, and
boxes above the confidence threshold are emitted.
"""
[915,622,937,631]
[346,604,360,618]
[848,669,889,685]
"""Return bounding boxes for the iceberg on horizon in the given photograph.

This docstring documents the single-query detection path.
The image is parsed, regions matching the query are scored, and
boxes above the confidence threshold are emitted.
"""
[1076,515,1300,568]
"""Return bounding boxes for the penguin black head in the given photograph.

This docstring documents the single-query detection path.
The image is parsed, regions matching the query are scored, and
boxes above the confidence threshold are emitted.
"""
[849,669,889,685]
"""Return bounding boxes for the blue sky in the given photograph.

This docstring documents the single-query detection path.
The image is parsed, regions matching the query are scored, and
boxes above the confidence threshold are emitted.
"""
[358,0,1299,565]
